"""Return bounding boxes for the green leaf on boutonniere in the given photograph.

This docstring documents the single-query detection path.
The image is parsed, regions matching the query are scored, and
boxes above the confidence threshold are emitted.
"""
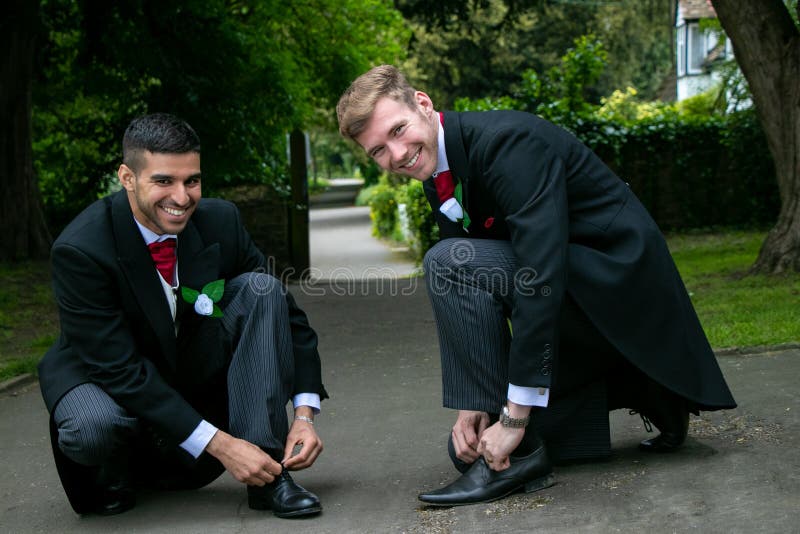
[181,286,200,304]
[202,279,225,303]
[181,281,225,317]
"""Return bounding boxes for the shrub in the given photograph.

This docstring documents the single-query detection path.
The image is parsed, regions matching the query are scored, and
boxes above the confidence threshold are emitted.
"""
[359,175,401,239]
[396,180,438,261]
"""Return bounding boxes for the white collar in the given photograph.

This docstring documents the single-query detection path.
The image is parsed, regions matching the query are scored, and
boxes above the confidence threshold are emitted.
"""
[133,217,177,246]
[433,114,449,177]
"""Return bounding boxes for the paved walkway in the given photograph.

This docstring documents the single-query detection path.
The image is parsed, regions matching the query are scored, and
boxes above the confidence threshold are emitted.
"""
[1,204,799,533]
[310,206,419,281]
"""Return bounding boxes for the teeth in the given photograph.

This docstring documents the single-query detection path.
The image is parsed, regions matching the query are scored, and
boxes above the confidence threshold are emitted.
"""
[404,150,420,168]
[163,206,185,216]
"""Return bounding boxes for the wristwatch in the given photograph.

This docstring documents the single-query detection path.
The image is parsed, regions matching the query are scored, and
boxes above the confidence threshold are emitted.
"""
[500,405,530,428]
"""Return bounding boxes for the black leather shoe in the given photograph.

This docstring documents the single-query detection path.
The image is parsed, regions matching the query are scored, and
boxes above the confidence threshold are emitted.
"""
[94,480,136,516]
[636,382,690,453]
[418,446,555,507]
[248,470,321,518]
[92,461,136,516]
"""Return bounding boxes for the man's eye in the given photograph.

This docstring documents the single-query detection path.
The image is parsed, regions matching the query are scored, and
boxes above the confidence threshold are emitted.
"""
[394,125,404,135]
[372,147,384,158]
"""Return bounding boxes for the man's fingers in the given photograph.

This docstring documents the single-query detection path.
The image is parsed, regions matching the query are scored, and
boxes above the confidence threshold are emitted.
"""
[477,415,490,436]
[284,439,323,470]
[282,440,299,464]
[453,430,479,462]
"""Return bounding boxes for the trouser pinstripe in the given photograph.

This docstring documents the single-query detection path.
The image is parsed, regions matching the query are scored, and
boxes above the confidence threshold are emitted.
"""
[52,273,294,473]
[424,238,631,461]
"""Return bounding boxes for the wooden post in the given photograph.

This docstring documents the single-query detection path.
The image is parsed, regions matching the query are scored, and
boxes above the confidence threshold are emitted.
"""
[288,128,310,279]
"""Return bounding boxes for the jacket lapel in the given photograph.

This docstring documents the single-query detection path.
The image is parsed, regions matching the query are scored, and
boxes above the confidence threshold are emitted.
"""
[442,111,470,219]
[175,215,221,321]
[111,191,177,366]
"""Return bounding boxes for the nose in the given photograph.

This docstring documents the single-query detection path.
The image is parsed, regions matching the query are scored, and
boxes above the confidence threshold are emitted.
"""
[171,183,190,206]
[387,141,406,164]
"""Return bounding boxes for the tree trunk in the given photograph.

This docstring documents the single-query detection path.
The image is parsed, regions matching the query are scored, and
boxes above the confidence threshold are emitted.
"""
[0,1,52,261]
[712,0,800,273]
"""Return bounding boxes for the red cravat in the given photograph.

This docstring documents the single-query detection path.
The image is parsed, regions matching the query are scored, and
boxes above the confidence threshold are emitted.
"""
[148,238,177,286]
[434,112,456,203]
[434,169,455,203]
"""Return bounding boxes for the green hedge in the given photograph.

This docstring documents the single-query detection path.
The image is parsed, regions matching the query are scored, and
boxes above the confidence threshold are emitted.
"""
[574,111,778,230]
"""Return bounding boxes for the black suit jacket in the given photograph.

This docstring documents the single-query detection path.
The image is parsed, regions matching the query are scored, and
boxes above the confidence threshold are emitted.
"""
[39,190,327,446]
[424,110,735,410]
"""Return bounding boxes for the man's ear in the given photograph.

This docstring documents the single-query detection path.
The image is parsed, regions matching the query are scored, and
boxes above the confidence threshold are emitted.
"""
[118,164,136,192]
[415,91,435,117]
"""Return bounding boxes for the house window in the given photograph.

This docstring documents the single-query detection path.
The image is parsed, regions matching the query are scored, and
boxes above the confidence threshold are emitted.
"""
[687,22,705,74]
[677,24,687,76]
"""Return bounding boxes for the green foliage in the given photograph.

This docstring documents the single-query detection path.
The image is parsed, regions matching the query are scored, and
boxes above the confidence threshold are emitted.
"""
[517,35,608,121]
[33,0,408,230]
[396,180,439,260]
[454,95,519,112]
[596,87,674,122]
[398,0,674,108]
[358,175,402,239]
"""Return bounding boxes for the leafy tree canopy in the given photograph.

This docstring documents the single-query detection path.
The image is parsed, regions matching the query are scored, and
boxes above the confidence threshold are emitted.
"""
[34,0,408,228]
[396,0,674,109]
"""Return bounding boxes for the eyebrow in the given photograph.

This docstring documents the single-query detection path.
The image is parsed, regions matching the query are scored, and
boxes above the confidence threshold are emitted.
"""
[149,173,202,181]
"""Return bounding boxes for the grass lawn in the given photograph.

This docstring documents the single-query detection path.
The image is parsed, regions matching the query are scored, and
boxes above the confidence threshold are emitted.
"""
[0,261,58,381]
[666,230,800,349]
[0,229,798,381]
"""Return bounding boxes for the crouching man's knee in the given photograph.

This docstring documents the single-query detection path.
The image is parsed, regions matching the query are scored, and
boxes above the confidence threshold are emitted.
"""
[53,384,138,466]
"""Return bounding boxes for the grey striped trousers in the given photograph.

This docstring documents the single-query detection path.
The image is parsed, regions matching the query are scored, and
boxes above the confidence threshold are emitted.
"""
[53,273,294,468]
[424,238,627,460]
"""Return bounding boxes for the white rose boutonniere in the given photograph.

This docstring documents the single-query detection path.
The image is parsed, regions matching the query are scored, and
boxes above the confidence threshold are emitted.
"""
[439,197,464,223]
[181,279,225,317]
[194,294,214,316]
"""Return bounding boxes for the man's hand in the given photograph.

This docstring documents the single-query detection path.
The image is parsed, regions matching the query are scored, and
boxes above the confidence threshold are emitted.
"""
[282,406,323,470]
[451,410,491,463]
[205,430,282,486]
[477,401,531,471]
[476,422,524,471]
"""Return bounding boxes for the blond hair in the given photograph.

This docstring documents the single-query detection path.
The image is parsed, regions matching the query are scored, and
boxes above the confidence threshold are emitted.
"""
[336,65,418,140]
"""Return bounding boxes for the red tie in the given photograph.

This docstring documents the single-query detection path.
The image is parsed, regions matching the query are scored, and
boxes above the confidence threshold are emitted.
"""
[148,238,177,286]
[434,113,456,203]
[434,169,455,203]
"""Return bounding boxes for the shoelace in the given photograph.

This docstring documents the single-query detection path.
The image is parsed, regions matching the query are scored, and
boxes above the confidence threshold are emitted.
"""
[629,410,653,433]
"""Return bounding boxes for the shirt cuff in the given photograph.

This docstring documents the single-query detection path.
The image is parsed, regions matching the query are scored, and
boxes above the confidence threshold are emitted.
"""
[293,393,321,414]
[179,419,219,459]
[507,384,550,408]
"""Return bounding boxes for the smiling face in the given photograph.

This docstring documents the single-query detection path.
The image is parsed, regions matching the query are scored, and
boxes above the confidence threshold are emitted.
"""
[118,150,201,235]
[354,92,439,181]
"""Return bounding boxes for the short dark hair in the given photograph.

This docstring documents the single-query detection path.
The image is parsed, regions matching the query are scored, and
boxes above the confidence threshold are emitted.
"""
[122,113,201,172]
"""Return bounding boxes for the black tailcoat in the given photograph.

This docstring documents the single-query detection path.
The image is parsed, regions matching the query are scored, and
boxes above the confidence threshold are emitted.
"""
[424,110,735,410]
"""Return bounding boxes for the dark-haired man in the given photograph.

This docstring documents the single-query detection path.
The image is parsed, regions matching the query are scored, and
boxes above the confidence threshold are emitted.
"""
[39,113,327,518]
[337,65,736,506]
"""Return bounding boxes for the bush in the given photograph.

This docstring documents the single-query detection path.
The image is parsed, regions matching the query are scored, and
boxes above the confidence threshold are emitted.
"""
[358,175,401,240]
[397,180,439,261]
